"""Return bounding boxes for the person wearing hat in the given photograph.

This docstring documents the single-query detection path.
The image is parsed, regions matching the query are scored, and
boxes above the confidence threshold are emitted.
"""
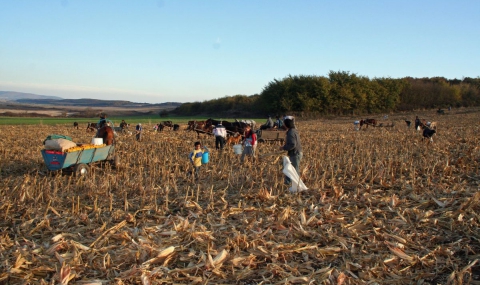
[135,123,143,141]
[279,117,303,186]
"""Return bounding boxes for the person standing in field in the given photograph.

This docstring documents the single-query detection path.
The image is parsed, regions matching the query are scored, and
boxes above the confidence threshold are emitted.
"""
[135,123,143,141]
[189,141,204,180]
[240,124,257,164]
[279,117,303,185]
[213,121,227,150]
[414,116,421,130]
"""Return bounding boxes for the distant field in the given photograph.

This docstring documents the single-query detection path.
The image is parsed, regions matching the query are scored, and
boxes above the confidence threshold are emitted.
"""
[0,116,265,125]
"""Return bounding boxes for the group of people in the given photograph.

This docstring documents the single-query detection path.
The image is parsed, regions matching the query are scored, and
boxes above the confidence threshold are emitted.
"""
[190,115,302,187]
[259,115,287,130]
[95,113,303,188]
[95,114,143,142]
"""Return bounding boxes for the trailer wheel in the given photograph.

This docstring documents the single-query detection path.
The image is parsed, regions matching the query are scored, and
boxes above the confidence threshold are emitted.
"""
[113,155,121,169]
[75,163,89,176]
[258,138,265,143]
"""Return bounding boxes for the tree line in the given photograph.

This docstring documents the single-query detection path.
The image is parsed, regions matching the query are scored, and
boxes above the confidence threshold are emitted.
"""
[171,71,480,117]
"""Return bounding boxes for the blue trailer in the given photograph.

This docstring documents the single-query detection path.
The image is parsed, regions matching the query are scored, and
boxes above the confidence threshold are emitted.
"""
[41,145,119,176]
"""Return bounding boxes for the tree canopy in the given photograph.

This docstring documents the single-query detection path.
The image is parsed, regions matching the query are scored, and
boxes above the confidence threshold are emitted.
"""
[172,72,480,117]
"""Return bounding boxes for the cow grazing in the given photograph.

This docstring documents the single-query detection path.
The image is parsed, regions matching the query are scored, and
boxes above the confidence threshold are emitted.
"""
[163,121,174,130]
[73,122,79,129]
[359,119,377,129]
[405,120,411,128]
[173,124,180,131]
[154,123,165,132]
[187,120,195,131]
[422,128,436,142]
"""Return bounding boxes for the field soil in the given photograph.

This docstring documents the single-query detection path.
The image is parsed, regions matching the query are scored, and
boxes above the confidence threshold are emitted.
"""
[0,108,479,284]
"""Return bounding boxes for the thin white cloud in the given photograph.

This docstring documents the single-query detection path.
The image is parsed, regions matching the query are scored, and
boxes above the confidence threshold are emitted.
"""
[0,81,160,98]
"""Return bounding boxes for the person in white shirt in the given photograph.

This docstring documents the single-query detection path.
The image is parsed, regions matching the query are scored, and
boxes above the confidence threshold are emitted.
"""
[213,121,227,150]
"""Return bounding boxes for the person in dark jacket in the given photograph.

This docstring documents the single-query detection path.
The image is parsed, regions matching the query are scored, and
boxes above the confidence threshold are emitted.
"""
[279,118,303,185]
[135,123,143,141]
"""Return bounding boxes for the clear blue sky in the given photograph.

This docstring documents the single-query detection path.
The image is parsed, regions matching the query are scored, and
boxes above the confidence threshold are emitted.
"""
[1,1,479,104]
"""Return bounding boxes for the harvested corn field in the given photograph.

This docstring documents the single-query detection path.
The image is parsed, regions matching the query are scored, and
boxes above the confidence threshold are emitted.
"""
[0,109,479,284]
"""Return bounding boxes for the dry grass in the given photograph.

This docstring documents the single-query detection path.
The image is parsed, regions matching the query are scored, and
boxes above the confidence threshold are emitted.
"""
[0,108,479,284]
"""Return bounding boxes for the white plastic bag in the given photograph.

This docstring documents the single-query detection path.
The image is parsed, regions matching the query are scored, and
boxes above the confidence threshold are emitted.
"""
[282,156,308,193]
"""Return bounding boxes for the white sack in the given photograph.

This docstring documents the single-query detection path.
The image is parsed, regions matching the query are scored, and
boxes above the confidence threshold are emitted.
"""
[282,156,308,193]
[44,139,77,152]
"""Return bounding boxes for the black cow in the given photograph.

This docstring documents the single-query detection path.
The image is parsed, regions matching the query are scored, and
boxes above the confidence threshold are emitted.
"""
[154,123,165,132]
[163,121,173,130]
[205,118,245,134]
[73,122,79,129]
[173,124,180,131]
[422,128,436,142]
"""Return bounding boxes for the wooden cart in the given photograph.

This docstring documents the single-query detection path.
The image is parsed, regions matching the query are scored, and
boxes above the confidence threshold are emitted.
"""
[256,129,287,143]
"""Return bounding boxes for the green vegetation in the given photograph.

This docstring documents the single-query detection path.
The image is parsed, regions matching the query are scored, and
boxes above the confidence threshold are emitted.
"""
[173,72,480,117]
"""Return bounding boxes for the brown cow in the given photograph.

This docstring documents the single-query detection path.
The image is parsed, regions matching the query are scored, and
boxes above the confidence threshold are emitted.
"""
[359,119,377,129]
[187,120,195,130]
[97,125,115,145]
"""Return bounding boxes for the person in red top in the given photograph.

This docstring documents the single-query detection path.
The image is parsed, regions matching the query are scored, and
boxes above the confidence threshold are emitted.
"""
[240,124,257,164]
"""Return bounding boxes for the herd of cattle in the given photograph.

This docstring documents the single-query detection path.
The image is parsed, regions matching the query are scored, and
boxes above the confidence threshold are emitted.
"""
[356,116,437,142]
[73,115,439,143]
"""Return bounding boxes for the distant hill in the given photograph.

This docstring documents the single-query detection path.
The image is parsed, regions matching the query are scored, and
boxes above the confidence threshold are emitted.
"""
[0,91,181,108]
[15,98,182,108]
[0,91,62,101]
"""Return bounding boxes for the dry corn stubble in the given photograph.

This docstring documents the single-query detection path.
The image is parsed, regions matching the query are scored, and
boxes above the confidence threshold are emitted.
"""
[0,109,479,284]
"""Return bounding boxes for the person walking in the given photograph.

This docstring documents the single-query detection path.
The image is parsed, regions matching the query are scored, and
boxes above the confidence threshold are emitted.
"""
[279,117,303,185]
[213,121,227,150]
[135,123,143,141]
[240,124,257,164]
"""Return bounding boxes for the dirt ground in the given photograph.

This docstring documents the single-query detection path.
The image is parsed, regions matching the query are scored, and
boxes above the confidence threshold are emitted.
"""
[0,107,479,284]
